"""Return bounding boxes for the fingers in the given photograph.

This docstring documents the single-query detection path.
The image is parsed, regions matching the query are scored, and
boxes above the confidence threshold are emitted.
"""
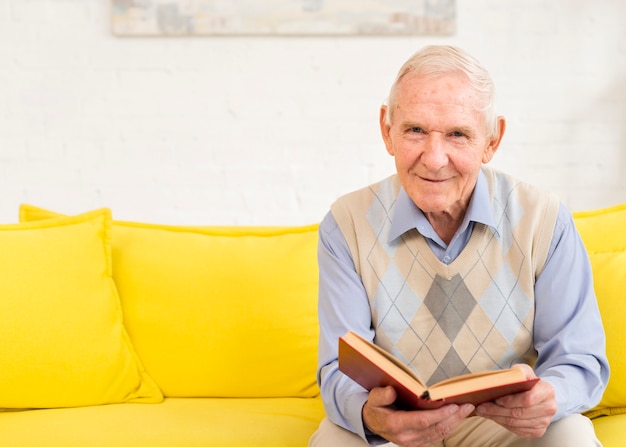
[408,404,476,446]
[510,363,536,380]
[367,385,399,408]
[418,404,476,441]
[476,401,551,437]
[475,380,557,439]
[363,387,475,447]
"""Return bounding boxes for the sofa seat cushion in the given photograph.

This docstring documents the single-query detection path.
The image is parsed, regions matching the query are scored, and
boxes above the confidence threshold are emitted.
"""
[0,397,324,447]
[592,413,626,447]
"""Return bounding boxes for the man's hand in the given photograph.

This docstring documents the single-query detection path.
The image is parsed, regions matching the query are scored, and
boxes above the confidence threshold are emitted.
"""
[474,364,557,438]
[362,386,475,447]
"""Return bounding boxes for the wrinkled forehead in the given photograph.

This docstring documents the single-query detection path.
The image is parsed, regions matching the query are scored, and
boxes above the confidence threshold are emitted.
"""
[393,73,487,127]
[397,72,484,109]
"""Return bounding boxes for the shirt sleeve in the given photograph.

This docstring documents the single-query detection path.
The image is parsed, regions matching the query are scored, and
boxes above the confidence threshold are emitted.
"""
[533,203,610,420]
[316,211,387,444]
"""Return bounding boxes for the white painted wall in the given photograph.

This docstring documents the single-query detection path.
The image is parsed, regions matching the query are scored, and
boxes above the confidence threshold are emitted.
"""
[1,0,624,225]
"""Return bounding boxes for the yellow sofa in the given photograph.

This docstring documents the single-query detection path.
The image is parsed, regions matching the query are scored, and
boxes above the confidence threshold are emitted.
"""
[1,205,324,446]
[573,203,626,447]
[0,202,623,446]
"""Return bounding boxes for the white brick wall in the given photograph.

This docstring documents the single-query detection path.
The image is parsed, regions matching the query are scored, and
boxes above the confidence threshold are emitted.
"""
[0,0,624,225]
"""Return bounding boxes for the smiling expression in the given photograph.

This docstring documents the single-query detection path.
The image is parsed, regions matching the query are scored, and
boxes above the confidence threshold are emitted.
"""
[380,72,506,227]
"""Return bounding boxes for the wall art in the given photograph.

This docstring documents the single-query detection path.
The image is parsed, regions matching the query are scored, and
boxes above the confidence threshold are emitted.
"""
[112,0,456,36]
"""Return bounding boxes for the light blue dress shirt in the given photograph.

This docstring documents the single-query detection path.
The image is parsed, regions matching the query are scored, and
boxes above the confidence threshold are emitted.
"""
[316,172,609,442]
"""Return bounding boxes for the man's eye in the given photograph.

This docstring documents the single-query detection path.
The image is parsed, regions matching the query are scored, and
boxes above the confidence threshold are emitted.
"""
[451,131,465,137]
[410,127,423,133]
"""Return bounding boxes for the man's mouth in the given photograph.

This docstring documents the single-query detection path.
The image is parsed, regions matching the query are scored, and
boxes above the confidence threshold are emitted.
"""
[420,176,447,183]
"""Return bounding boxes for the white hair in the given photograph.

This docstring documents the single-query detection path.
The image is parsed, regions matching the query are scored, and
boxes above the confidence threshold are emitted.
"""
[384,45,498,139]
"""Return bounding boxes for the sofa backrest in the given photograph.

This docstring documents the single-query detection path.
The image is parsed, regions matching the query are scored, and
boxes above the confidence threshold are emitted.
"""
[20,205,320,399]
[573,202,626,418]
[18,200,626,418]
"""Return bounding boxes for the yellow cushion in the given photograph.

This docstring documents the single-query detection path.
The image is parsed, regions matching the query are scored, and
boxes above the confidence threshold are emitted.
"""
[592,413,626,447]
[573,202,626,418]
[19,205,320,398]
[0,397,325,447]
[0,209,163,409]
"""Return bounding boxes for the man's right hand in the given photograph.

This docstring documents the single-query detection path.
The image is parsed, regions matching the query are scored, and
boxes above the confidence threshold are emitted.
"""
[362,386,475,447]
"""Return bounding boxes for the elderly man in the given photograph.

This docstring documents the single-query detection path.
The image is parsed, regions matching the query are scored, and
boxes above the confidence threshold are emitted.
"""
[309,45,609,447]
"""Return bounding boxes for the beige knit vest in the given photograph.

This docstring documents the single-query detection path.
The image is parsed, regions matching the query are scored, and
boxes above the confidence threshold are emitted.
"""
[331,166,560,386]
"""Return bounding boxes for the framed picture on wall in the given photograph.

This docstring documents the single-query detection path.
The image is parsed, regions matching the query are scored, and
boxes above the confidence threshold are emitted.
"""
[111,0,456,36]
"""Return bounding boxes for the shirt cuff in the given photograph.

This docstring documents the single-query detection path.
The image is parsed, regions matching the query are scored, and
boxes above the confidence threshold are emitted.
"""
[343,390,389,445]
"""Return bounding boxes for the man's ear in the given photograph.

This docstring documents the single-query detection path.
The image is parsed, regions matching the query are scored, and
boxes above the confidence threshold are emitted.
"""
[379,105,394,156]
[482,116,506,163]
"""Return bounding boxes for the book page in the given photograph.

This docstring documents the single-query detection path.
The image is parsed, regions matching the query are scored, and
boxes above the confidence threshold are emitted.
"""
[428,368,527,399]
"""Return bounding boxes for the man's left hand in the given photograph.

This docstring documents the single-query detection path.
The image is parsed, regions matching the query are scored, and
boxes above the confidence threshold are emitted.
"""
[474,364,557,439]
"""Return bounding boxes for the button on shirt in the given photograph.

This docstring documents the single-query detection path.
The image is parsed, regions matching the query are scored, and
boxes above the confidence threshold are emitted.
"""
[316,172,609,442]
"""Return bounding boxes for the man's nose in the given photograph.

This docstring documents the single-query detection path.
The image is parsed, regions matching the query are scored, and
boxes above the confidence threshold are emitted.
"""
[421,134,448,170]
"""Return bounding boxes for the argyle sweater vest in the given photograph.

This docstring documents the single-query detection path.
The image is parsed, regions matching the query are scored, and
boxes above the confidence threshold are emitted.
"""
[331,166,560,386]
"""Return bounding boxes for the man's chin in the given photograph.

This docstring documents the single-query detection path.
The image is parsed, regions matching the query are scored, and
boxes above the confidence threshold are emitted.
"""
[412,197,451,214]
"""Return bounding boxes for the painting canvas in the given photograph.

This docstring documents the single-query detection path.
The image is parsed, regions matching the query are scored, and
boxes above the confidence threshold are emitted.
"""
[112,0,456,36]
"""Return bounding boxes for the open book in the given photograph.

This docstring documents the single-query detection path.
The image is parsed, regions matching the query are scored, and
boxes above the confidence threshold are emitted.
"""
[338,331,539,410]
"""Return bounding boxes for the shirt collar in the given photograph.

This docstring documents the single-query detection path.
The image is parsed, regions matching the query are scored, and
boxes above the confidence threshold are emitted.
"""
[388,170,498,243]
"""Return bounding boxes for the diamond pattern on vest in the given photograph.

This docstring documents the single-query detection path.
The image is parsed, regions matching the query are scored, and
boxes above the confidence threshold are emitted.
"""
[421,273,478,385]
[424,274,476,341]
[331,170,557,389]
[408,264,534,386]
[369,226,535,386]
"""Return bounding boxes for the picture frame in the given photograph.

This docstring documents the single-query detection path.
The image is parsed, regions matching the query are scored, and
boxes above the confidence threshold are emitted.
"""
[111,0,456,36]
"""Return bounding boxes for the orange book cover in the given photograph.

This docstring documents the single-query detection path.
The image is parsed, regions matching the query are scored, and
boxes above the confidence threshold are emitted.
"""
[338,331,539,410]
